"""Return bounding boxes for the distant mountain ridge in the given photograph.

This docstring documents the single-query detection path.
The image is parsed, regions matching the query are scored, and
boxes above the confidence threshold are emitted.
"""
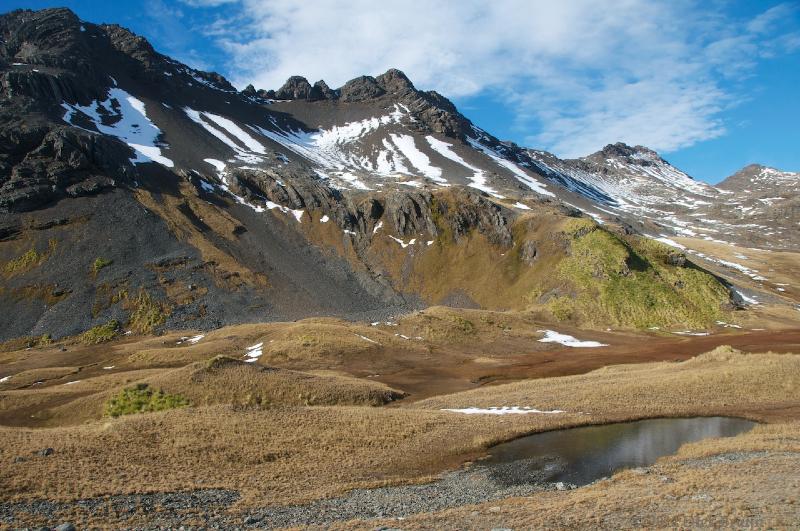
[0,7,797,341]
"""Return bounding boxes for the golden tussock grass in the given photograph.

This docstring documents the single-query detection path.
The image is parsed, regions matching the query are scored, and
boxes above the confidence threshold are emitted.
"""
[1,347,798,510]
[414,346,800,420]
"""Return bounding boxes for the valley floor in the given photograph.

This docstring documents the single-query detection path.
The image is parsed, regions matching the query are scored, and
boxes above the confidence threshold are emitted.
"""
[0,308,799,529]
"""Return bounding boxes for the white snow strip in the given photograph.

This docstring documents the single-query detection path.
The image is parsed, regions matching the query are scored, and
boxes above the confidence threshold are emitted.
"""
[732,287,760,305]
[356,334,379,344]
[538,330,608,348]
[103,366,115,370]
[390,134,446,184]
[425,135,498,194]
[291,209,304,222]
[388,235,415,248]
[204,158,226,172]
[62,88,174,167]
[467,137,554,197]
[442,406,566,415]
[655,236,687,250]
[673,331,711,336]
[512,201,531,210]
[200,112,266,154]
[64,380,81,385]
[185,108,262,163]
[245,342,264,359]
[0,376,10,383]
[187,334,205,344]
[320,215,330,223]
[373,220,384,234]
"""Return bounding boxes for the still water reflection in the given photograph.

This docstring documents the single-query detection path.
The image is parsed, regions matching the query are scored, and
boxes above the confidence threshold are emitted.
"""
[483,416,756,486]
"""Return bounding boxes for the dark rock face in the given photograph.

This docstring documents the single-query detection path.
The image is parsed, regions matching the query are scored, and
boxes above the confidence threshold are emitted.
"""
[312,80,336,100]
[0,123,135,212]
[375,68,415,94]
[519,240,538,264]
[230,169,513,248]
[339,75,386,102]
[274,76,314,100]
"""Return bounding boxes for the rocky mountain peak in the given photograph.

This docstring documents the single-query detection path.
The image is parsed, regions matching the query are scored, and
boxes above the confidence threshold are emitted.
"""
[595,142,659,161]
[375,68,415,94]
[274,75,315,100]
[338,75,386,102]
[1,8,90,70]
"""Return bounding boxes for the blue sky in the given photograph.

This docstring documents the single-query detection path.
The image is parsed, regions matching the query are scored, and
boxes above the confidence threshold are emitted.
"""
[10,0,800,183]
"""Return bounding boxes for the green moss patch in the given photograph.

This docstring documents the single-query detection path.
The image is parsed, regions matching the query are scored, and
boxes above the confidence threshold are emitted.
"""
[91,257,113,275]
[548,222,729,328]
[104,383,189,417]
[82,320,120,345]
[3,240,56,277]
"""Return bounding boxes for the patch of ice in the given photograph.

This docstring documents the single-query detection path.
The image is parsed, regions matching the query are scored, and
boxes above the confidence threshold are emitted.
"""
[373,220,383,234]
[62,88,174,167]
[291,209,304,222]
[0,376,10,383]
[538,330,608,348]
[187,334,205,344]
[103,366,115,370]
[442,406,566,415]
[512,201,532,210]
[320,215,330,223]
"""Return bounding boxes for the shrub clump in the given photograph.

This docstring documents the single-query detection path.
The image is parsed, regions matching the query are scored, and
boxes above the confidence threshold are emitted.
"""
[104,383,189,417]
[82,320,120,344]
[127,290,169,334]
[92,257,113,275]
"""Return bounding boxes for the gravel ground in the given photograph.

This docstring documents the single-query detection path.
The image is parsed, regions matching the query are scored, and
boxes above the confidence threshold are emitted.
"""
[0,458,571,529]
[243,458,569,528]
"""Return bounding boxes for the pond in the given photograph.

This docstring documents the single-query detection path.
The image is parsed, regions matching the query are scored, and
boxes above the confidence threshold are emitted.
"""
[482,416,757,487]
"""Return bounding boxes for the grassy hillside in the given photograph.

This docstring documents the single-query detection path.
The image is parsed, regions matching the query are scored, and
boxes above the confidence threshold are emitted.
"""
[352,191,732,329]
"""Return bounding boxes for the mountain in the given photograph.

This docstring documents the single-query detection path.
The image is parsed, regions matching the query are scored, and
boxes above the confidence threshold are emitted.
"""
[0,7,797,341]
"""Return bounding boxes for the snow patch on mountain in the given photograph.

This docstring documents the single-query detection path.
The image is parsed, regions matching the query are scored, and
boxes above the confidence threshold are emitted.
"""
[426,135,496,195]
[466,136,552,198]
[390,134,446,184]
[62,88,174,167]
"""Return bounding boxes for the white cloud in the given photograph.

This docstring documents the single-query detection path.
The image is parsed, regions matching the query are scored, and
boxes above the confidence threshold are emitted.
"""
[204,0,799,157]
[179,0,239,7]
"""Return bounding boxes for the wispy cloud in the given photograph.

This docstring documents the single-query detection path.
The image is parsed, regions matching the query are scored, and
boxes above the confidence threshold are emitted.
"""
[199,0,799,157]
[178,0,239,7]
